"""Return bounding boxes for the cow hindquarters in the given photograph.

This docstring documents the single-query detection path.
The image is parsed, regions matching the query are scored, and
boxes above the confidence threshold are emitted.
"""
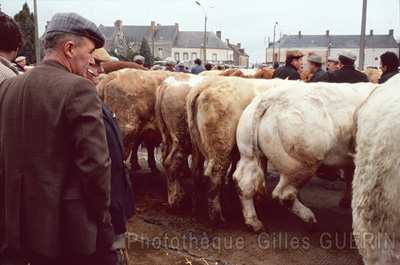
[233,155,267,233]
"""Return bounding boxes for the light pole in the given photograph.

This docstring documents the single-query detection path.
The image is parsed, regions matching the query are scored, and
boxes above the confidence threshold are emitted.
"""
[196,1,214,64]
[272,22,277,66]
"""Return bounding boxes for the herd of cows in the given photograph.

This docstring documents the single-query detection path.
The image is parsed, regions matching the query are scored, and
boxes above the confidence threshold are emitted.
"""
[97,65,400,264]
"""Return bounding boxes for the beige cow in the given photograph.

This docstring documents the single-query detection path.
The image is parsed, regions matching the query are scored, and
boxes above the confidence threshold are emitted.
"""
[155,73,206,210]
[186,77,286,227]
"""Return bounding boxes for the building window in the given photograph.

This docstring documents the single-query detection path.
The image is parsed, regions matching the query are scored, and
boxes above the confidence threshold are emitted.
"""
[212,54,217,62]
[191,53,197,61]
[183,53,188,60]
[158,48,163,58]
[175,53,180,61]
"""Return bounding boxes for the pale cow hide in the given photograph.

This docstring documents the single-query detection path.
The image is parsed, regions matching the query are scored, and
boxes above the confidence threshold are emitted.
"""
[233,81,378,233]
[352,74,400,265]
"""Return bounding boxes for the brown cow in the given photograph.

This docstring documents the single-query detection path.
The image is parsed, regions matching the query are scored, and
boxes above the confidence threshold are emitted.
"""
[155,73,206,210]
[102,61,148,73]
[97,69,172,159]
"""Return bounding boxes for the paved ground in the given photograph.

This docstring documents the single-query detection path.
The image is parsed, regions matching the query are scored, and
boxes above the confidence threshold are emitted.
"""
[124,149,363,265]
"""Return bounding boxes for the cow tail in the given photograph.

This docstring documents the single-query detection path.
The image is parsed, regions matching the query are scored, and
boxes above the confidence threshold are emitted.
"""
[187,90,204,179]
[251,96,271,208]
[251,96,271,163]
[155,81,169,159]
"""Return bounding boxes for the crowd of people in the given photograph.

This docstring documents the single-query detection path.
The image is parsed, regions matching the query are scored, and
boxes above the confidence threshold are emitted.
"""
[1,9,399,265]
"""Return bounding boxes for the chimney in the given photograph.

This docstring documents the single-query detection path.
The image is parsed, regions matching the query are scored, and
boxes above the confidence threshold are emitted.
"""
[226,38,229,46]
[389,29,394,36]
[216,31,221,39]
[370,29,373,37]
[242,48,245,54]
[298,31,302,39]
[237,43,241,48]
[114,20,122,30]
[175,23,179,32]
[151,21,155,39]
[326,30,329,39]
[45,21,51,31]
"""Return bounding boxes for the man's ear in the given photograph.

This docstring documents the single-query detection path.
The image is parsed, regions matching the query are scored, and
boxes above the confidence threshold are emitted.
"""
[64,41,75,59]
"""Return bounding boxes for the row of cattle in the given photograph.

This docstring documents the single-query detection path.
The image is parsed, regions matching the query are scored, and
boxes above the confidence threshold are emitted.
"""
[97,68,399,264]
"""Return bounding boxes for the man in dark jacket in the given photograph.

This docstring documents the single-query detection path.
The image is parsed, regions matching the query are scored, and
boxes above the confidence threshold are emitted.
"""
[272,50,304,80]
[308,54,328,82]
[378,51,399,84]
[328,49,368,83]
[87,48,136,265]
[191,58,205,75]
[177,61,189,73]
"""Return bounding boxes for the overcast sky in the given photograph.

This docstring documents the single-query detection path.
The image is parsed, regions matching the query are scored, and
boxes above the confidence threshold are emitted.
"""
[2,0,399,64]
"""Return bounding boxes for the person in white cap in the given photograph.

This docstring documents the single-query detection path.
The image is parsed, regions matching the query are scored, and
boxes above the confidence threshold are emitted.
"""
[164,57,176,72]
[14,56,26,73]
[177,61,189,73]
[327,55,339,73]
[133,55,145,66]
[308,54,328,82]
[328,49,368,83]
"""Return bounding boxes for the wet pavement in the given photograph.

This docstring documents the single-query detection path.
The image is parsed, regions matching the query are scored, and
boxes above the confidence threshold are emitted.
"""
[124,149,363,265]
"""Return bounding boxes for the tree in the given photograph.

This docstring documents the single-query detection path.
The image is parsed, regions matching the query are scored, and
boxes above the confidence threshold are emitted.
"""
[14,3,36,65]
[139,36,154,67]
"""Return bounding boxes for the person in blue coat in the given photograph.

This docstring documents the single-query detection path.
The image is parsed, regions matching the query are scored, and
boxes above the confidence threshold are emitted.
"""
[87,48,136,265]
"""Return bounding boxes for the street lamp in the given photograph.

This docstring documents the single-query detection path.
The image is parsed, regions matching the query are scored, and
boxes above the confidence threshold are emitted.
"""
[196,1,214,64]
[272,22,278,66]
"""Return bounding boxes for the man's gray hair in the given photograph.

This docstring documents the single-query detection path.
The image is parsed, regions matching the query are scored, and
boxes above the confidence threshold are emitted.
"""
[44,32,83,53]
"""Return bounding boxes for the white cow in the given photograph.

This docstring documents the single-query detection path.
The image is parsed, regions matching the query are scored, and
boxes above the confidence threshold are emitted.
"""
[233,81,377,233]
[352,75,400,264]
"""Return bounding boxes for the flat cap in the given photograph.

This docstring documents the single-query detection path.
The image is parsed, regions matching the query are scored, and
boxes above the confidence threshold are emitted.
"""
[327,55,338,63]
[338,49,357,61]
[308,54,324,64]
[15,56,26,62]
[287,50,304,59]
[165,57,176,66]
[178,61,185,67]
[47,12,105,48]
[93,48,110,62]
[133,55,145,62]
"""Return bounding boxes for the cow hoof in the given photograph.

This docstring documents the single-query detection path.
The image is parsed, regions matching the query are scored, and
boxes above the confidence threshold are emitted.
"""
[150,166,161,175]
[339,198,351,208]
[305,221,318,232]
[253,224,267,234]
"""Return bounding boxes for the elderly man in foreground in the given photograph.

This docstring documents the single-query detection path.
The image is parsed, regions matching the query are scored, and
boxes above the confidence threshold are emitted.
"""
[0,12,117,265]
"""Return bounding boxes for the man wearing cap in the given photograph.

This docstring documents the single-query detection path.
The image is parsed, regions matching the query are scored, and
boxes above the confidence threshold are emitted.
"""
[328,49,368,83]
[133,55,145,67]
[177,61,189,73]
[308,54,328,83]
[164,57,176,72]
[0,12,22,82]
[272,50,304,80]
[327,55,339,73]
[378,51,399,84]
[14,56,26,73]
[0,12,117,264]
[191,58,205,75]
[86,48,136,265]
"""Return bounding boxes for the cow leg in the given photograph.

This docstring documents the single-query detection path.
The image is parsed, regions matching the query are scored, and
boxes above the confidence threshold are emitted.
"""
[226,149,240,184]
[163,145,186,211]
[129,139,141,170]
[271,168,318,231]
[233,155,267,233]
[206,159,231,228]
[146,141,161,174]
[339,164,354,208]
[192,150,205,210]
